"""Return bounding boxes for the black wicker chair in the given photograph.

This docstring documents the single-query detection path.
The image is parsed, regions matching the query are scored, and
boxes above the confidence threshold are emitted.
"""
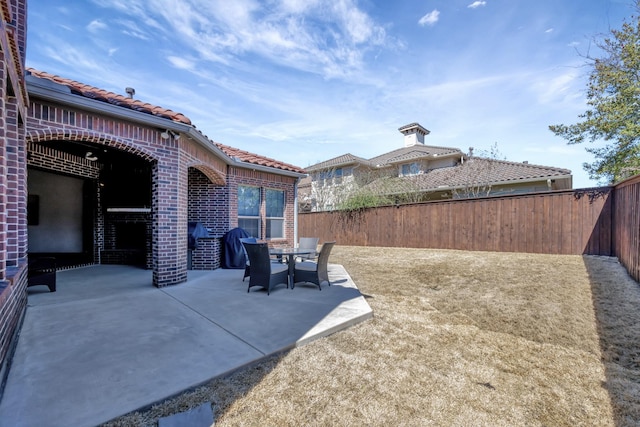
[293,241,335,290]
[242,242,289,295]
[239,237,257,281]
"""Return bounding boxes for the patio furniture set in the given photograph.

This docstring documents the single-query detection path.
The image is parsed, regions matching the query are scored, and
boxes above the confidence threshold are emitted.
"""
[240,237,336,295]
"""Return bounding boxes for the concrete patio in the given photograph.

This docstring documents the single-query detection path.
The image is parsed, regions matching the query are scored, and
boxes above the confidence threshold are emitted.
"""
[0,264,372,427]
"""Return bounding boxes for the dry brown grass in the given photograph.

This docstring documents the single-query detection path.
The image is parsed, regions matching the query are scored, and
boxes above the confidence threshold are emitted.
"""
[104,247,640,427]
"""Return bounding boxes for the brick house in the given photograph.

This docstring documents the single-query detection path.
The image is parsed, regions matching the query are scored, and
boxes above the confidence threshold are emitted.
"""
[0,0,305,384]
[299,123,573,211]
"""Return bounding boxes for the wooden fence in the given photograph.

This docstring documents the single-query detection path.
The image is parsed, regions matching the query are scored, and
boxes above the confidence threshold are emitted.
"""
[612,175,640,282]
[298,177,640,283]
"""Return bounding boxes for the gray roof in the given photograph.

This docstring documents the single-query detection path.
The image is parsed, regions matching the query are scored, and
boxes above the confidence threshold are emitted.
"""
[305,144,462,172]
[305,153,371,172]
[368,157,572,193]
[369,145,462,166]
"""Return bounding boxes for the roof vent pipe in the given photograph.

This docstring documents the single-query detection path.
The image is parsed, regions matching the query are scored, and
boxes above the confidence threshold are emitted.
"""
[125,87,135,98]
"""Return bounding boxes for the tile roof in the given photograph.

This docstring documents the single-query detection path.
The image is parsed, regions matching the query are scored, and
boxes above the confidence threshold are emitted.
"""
[214,142,306,174]
[305,153,371,172]
[369,157,571,193]
[27,68,306,175]
[27,68,192,125]
[369,144,462,166]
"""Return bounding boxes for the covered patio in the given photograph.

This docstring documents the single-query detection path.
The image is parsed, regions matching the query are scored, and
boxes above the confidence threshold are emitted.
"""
[0,264,372,427]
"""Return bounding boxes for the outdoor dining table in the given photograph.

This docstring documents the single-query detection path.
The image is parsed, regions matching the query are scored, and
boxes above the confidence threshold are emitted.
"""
[269,247,316,289]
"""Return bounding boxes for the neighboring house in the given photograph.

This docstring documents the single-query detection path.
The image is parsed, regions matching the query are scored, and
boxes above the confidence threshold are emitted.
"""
[0,0,306,380]
[299,123,573,211]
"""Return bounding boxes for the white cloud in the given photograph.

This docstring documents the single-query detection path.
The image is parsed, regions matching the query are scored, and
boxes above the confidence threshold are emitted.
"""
[468,1,487,8]
[116,19,150,40]
[167,56,196,71]
[86,19,107,33]
[95,0,391,81]
[532,70,583,105]
[418,10,440,26]
[545,28,554,33]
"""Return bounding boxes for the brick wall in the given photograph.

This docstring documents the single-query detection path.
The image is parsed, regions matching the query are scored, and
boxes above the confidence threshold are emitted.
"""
[27,142,101,179]
[102,212,152,268]
[227,167,298,246]
[25,107,190,286]
[188,168,225,269]
[0,0,29,392]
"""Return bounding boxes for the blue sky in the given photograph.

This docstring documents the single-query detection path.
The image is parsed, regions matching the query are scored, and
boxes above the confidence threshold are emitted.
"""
[26,0,634,188]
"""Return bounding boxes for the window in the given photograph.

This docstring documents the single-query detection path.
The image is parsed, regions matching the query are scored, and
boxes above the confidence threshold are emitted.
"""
[266,189,285,239]
[333,168,343,184]
[401,162,420,176]
[238,185,260,237]
[237,186,286,239]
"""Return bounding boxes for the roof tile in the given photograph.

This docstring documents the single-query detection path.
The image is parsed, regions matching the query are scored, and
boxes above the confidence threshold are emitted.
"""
[214,142,306,174]
[369,157,571,192]
[305,153,371,172]
[27,68,192,125]
[369,145,462,166]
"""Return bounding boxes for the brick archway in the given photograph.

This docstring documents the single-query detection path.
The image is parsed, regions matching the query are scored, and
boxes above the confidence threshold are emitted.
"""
[189,164,226,186]
[26,129,157,161]
[26,128,162,278]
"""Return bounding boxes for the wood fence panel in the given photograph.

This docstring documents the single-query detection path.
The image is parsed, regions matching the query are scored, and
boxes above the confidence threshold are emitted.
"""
[613,176,640,282]
[299,188,620,257]
[570,193,581,254]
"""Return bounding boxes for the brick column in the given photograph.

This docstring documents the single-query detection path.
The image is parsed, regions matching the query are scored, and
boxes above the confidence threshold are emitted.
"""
[0,56,6,280]
[152,157,188,287]
[5,97,27,267]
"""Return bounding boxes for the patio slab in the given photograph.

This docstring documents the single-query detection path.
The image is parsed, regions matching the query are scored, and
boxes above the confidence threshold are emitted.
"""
[0,264,372,427]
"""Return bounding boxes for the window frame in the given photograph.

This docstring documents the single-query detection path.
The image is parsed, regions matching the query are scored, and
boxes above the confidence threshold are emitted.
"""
[401,162,421,176]
[237,185,287,240]
[237,185,261,238]
[265,188,285,240]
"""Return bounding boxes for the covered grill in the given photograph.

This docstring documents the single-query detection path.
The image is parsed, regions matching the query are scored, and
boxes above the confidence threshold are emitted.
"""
[221,227,251,269]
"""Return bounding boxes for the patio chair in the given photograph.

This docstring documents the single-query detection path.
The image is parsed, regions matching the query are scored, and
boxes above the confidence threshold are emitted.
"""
[239,237,257,281]
[293,241,336,290]
[296,237,319,262]
[242,242,289,295]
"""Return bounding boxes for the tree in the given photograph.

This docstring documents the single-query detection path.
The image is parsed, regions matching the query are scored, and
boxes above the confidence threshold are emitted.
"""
[451,143,506,199]
[337,166,431,210]
[549,2,640,184]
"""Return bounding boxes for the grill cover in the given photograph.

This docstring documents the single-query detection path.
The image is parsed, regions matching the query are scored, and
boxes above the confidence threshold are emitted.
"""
[188,222,211,250]
[222,227,251,269]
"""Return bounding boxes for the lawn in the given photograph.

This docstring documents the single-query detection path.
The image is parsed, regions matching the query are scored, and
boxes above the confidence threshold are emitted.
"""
[104,246,640,426]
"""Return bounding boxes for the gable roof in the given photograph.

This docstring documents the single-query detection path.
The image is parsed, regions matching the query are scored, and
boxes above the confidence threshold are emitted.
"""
[369,144,462,166]
[26,68,306,175]
[305,144,463,173]
[305,153,371,172]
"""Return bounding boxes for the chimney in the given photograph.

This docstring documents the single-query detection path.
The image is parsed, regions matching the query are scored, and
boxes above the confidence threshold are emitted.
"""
[398,123,430,147]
